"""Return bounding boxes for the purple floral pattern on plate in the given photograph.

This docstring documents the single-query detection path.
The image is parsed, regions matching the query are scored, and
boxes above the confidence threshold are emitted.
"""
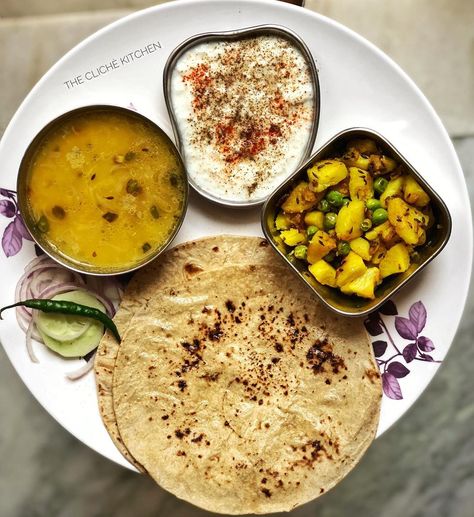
[365,300,441,400]
[0,188,33,257]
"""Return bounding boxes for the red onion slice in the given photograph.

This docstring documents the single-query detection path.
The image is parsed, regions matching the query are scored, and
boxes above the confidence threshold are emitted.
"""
[26,316,39,363]
[16,310,42,341]
[65,352,96,381]
[23,254,53,275]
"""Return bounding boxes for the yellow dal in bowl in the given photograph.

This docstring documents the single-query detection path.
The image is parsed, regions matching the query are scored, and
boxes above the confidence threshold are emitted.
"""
[24,109,186,272]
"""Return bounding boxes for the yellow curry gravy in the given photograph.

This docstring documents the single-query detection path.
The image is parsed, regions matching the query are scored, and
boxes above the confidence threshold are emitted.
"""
[25,108,186,271]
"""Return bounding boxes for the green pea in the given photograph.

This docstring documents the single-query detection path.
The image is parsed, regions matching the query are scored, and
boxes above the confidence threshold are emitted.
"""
[326,190,344,208]
[342,197,350,207]
[337,241,351,256]
[366,198,382,211]
[306,225,318,238]
[294,245,308,261]
[150,205,160,219]
[126,179,141,196]
[372,208,389,226]
[37,215,49,233]
[324,250,336,263]
[360,218,372,232]
[286,250,297,264]
[374,177,389,195]
[317,199,330,213]
[323,212,337,230]
[411,251,421,263]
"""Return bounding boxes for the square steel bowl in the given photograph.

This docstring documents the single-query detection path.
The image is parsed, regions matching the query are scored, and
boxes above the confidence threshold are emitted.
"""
[261,127,452,317]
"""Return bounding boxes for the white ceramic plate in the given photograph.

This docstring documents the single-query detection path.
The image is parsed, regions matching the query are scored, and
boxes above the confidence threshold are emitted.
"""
[0,0,471,471]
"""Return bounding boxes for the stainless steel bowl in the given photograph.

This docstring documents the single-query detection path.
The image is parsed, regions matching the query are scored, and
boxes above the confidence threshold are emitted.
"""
[261,127,452,317]
[163,24,320,208]
[17,105,189,276]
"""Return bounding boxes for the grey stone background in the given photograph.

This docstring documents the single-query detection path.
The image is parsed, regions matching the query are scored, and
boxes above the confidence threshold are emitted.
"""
[0,1,473,516]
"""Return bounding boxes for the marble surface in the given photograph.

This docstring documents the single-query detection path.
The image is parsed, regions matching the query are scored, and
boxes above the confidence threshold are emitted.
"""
[0,2,473,516]
[1,0,473,136]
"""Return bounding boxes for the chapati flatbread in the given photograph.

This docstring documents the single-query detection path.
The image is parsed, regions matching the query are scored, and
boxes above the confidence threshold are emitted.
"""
[113,263,381,514]
[94,236,275,468]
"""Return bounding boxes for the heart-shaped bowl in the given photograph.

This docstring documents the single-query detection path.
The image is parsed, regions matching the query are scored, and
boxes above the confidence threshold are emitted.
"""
[163,24,320,208]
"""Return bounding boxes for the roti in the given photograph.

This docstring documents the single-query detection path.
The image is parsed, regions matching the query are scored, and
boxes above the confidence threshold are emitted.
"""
[94,235,276,468]
[112,263,381,514]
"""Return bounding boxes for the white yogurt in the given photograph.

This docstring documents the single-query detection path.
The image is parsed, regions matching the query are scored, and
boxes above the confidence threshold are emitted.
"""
[170,35,315,203]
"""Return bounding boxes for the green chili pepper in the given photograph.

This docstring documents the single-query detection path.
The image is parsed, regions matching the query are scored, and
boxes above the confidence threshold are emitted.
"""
[0,299,121,343]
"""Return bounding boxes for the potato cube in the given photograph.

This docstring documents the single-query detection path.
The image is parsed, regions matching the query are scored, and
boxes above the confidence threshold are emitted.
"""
[369,155,397,174]
[335,200,365,241]
[282,181,319,213]
[370,241,387,264]
[307,160,348,193]
[380,176,405,208]
[346,139,378,155]
[341,267,381,299]
[349,167,374,201]
[275,211,291,230]
[343,149,370,170]
[365,221,400,248]
[350,237,372,261]
[304,210,324,229]
[365,221,389,241]
[336,251,367,287]
[404,176,430,207]
[308,260,337,287]
[387,197,429,245]
[307,231,337,264]
[379,242,411,278]
[280,228,306,247]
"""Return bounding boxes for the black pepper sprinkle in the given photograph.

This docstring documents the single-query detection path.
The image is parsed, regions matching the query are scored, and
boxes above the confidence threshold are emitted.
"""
[180,37,312,195]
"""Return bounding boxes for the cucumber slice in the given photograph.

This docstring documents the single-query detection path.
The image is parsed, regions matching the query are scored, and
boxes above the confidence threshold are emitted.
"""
[37,291,106,358]
[37,310,91,342]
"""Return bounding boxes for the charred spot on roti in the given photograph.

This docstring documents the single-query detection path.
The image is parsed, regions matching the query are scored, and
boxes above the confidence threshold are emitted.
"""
[306,339,346,375]
[184,262,204,275]
[201,372,221,382]
[225,300,236,313]
[177,380,187,391]
[365,368,381,383]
